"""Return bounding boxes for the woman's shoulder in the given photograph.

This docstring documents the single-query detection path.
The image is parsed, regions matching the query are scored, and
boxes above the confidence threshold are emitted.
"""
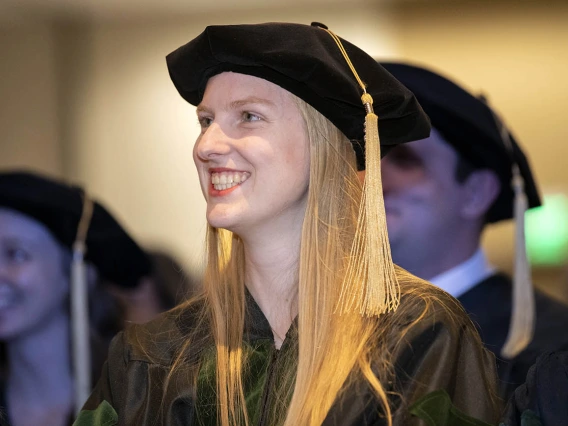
[116,297,210,367]
[393,265,471,331]
[387,266,490,371]
[386,266,502,423]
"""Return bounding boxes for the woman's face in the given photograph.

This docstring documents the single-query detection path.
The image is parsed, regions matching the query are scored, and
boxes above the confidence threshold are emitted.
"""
[193,72,310,236]
[0,208,70,341]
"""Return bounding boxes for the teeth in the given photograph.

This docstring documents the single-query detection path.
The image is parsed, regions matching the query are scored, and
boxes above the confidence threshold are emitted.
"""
[211,171,249,191]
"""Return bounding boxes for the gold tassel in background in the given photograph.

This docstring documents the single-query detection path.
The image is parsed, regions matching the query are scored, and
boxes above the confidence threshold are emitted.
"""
[501,165,535,358]
[480,94,535,359]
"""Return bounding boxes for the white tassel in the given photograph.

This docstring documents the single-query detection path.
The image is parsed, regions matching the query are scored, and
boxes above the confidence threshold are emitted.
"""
[71,195,94,413]
[71,241,91,413]
[479,94,536,359]
[501,166,535,359]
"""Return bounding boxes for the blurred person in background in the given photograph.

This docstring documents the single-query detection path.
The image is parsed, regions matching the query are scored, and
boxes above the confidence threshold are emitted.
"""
[108,249,200,324]
[380,62,568,399]
[0,170,150,426]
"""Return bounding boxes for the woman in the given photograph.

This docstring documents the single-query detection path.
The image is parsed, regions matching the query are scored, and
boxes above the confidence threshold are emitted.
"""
[0,171,150,426]
[76,22,502,425]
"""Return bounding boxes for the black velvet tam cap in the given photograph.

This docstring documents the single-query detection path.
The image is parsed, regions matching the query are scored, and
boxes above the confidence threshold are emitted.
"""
[0,171,151,288]
[381,62,541,223]
[166,22,431,169]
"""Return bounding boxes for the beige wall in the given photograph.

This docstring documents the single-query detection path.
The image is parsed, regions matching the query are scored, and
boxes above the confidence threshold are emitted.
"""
[0,23,62,177]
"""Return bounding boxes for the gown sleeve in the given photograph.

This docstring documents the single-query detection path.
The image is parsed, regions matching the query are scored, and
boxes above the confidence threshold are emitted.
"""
[73,331,128,425]
[322,292,503,426]
[391,305,503,426]
[73,329,163,426]
[73,315,199,426]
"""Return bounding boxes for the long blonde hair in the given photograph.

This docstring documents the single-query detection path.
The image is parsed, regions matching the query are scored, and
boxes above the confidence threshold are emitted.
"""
[167,95,461,425]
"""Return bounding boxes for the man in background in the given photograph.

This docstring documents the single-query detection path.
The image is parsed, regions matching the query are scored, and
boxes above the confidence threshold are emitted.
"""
[380,62,568,399]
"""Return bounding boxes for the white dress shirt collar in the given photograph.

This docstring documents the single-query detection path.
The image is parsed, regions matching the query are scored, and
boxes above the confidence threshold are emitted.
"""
[429,248,496,298]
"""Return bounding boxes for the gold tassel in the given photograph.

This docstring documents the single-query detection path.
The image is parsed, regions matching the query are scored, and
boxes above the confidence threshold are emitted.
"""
[501,166,535,358]
[320,27,400,317]
[337,93,400,316]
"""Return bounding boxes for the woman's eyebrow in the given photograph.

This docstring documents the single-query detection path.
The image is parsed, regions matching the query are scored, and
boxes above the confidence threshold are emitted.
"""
[196,96,276,115]
[228,96,276,109]
[196,104,212,115]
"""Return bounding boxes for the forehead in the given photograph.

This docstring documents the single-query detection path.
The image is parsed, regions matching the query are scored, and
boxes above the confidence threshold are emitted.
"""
[400,127,459,164]
[200,72,294,107]
[0,208,56,244]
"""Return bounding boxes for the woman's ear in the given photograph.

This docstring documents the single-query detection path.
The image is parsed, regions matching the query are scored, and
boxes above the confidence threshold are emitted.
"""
[460,169,501,220]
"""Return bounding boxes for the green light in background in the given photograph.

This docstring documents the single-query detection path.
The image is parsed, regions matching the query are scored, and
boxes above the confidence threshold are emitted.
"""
[526,193,568,266]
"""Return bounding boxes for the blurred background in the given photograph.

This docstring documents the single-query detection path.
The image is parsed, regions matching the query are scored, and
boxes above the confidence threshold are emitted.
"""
[1,0,567,301]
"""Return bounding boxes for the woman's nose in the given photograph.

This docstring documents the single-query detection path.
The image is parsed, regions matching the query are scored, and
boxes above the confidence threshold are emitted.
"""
[194,123,232,161]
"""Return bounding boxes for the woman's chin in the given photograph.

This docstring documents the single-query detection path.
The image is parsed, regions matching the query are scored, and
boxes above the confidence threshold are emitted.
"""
[206,213,237,232]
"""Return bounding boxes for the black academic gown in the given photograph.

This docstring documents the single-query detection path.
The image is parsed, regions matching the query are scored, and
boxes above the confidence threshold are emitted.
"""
[500,351,568,426]
[458,273,568,400]
[75,280,501,426]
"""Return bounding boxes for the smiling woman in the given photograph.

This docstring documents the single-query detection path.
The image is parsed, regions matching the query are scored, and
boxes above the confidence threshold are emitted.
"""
[76,22,502,426]
[194,73,310,239]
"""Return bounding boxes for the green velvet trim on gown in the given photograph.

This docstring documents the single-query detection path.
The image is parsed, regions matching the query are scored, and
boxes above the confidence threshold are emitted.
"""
[195,341,273,425]
[195,333,297,426]
[410,390,493,426]
[73,400,118,426]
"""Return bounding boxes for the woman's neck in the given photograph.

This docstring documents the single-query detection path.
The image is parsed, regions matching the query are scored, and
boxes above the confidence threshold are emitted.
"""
[6,309,74,421]
[242,231,300,348]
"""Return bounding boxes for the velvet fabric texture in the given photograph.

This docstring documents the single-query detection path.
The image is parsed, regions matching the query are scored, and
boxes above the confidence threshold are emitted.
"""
[74,401,118,426]
[410,390,494,426]
[381,62,540,223]
[500,351,568,426]
[76,273,502,425]
[0,170,150,288]
[458,273,568,400]
[166,22,431,170]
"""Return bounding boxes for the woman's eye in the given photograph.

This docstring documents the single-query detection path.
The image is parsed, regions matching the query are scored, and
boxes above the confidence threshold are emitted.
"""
[197,116,213,128]
[5,247,31,263]
[242,112,261,123]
